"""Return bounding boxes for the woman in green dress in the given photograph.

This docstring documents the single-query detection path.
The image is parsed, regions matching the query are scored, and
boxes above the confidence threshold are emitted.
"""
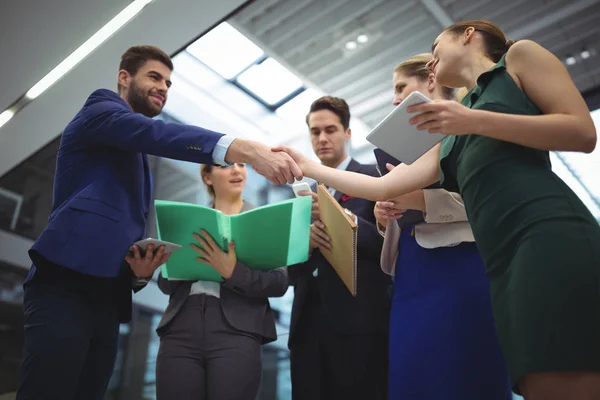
[275,20,600,399]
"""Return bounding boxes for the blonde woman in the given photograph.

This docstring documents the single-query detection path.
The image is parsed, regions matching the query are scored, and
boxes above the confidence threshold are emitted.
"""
[155,163,288,400]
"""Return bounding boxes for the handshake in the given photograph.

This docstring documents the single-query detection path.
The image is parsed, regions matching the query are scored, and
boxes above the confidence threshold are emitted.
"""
[227,139,311,185]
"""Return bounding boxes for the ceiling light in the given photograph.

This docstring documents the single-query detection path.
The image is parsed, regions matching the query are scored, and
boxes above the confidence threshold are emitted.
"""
[0,109,15,129]
[25,0,154,100]
[357,34,369,44]
[565,56,577,66]
[581,50,591,59]
[345,41,357,50]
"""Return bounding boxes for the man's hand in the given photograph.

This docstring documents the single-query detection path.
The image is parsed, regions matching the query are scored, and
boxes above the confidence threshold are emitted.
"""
[271,146,310,170]
[252,145,303,185]
[300,191,320,220]
[225,139,303,184]
[310,221,331,251]
[125,244,170,279]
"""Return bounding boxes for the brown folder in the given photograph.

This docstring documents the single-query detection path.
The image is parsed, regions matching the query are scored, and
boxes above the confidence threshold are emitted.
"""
[317,184,358,296]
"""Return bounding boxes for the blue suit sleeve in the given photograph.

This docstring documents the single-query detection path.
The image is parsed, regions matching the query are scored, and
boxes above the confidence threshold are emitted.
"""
[80,100,226,164]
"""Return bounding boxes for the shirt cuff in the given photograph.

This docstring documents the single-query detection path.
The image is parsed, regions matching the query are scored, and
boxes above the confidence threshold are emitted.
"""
[376,222,386,237]
[212,136,236,166]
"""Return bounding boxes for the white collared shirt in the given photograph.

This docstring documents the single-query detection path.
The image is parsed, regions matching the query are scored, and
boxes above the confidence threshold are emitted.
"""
[327,156,352,197]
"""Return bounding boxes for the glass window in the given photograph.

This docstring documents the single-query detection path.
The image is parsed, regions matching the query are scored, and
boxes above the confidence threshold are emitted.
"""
[237,58,304,105]
[550,109,600,221]
[275,88,323,126]
[187,22,264,80]
[0,135,60,240]
[0,188,22,231]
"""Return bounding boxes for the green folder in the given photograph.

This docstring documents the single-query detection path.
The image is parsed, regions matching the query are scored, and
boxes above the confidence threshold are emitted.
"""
[155,196,312,282]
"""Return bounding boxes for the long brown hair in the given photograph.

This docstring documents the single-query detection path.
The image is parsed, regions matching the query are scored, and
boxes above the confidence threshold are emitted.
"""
[393,53,457,100]
[443,20,516,62]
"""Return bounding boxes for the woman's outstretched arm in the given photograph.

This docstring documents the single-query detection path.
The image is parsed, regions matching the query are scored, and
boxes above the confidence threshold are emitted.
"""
[272,144,441,201]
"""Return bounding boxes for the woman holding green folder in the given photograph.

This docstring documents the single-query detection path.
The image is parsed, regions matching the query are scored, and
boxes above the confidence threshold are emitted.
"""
[155,163,289,400]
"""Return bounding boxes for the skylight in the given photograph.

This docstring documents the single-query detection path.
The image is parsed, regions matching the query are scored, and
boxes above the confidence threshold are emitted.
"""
[187,22,263,79]
[236,58,304,105]
[275,88,323,126]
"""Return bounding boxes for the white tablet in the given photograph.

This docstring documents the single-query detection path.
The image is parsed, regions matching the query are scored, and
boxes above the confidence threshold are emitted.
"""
[131,238,182,256]
[366,91,445,165]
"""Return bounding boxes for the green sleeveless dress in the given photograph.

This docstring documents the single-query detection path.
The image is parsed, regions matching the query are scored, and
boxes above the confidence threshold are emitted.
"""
[439,54,600,390]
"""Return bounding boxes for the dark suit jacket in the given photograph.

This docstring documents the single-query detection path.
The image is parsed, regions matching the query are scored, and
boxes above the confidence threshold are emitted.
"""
[29,89,224,279]
[288,159,391,346]
[27,89,226,322]
[156,202,289,344]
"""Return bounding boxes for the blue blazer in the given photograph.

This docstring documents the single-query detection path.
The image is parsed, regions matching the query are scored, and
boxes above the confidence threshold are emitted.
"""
[29,89,225,278]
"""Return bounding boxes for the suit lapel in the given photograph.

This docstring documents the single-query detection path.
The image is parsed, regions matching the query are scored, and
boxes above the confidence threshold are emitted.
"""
[334,159,359,202]
[142,154,152,212]
[334,188,343,202]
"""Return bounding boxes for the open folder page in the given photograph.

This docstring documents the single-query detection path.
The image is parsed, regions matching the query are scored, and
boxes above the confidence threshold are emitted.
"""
[317,184,358,296]
[154,197,312,282]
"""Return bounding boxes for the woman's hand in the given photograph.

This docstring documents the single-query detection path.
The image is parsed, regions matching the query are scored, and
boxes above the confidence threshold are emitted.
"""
[388,190,426,212]
[374,201,405,229]
[191,230,236,279]
[407,100,481,135]
[378,163,426,213]
[271,146,315,176]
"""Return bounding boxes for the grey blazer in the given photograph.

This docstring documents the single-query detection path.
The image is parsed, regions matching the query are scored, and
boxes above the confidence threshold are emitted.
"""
[156,202,289,344]
[379,189,474,276]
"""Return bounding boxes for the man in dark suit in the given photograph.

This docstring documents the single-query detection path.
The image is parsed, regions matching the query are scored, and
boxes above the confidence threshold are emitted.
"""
[17,45,302,400]
[288,96,391,400]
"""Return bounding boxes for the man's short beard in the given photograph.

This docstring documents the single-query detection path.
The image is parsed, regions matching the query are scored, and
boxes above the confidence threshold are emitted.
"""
[127,80,160,118]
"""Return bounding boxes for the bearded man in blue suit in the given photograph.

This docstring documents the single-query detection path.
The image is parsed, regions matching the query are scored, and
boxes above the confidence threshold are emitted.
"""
[17,45,302,400]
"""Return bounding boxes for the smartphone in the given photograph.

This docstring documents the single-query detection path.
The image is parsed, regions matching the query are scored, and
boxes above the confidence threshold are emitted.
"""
[373,148,441,190]
[373,148,401,176]
[130,238,182,256]
[292,182,312,197]
[372,148,441,227]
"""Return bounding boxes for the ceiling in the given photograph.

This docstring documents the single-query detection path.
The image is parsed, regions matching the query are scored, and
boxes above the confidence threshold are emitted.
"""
[0,0,247,178]
[231,0,600,129]
[0,0,598,211]
[0,0,131,114]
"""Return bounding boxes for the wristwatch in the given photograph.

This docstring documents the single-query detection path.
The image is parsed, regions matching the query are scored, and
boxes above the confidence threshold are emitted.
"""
[133,277,151,287]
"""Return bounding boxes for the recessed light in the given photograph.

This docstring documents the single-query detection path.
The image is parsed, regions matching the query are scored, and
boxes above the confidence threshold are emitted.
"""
[357,34,369,44]
[0,109,15,129]
[581,50,591,59]
[345,41,357,50]
[565,56,577,66]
